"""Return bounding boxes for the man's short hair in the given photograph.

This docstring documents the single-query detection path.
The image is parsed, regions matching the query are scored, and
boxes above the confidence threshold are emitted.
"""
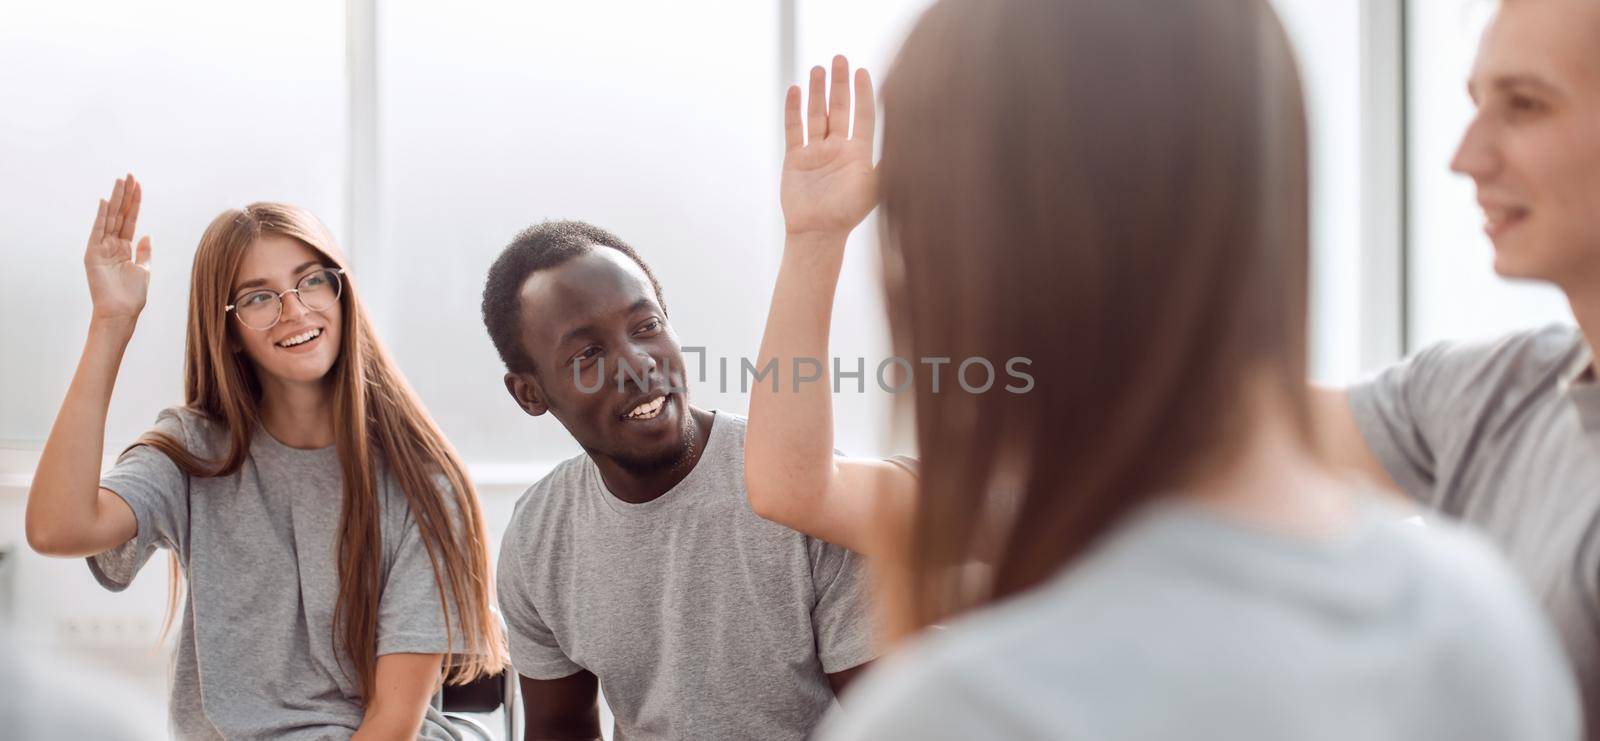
[481,220,665,374]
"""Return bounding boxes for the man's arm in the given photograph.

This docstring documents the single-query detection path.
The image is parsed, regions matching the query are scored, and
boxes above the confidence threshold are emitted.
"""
[745,55,916,555]
[1309,385,1397,488]
[520,669,602,741]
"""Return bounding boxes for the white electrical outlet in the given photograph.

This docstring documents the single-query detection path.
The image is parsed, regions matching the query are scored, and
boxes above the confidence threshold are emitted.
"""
[55,614,160,649]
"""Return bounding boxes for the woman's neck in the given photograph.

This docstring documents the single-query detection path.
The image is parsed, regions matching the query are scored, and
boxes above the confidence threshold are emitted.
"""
[1184,379,1359,539]
[259,376,337,449]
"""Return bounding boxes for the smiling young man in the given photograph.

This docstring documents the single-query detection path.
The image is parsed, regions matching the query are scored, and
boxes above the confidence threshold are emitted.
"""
[481,221,876,740]
[1315,0,1600,731]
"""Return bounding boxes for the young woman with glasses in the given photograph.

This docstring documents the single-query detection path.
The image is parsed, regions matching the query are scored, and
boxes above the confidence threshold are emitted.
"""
[24,175,506,739]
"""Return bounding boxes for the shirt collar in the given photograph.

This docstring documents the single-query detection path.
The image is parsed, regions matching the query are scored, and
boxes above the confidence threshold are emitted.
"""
[1560,336,1600,432]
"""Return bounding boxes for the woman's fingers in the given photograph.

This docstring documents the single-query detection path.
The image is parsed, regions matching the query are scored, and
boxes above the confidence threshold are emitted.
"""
[828,55,851,139]
[807,65,827,143]
[89,199,108,250]
[796,56,872,146]
[785,85,804,151]
[105,177,126,241]
[135,236,152,269]
[120,176,141,242]
[853,67,875,145]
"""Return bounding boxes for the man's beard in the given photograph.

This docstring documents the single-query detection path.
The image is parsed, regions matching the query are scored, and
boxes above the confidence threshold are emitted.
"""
[608,410,700,477]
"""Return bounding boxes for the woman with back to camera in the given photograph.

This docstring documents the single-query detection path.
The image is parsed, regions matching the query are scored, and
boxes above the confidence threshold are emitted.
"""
[745,1,1582,738]
[25,175,505,739]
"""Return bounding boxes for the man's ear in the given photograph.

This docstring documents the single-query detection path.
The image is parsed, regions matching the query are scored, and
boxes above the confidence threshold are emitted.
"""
[505,372,550,417]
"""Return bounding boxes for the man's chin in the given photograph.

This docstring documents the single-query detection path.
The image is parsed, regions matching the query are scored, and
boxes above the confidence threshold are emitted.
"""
[1490,244,1561,285]
[610,428,696,475]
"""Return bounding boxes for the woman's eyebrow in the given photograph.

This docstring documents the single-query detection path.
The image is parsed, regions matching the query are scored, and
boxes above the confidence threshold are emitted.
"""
[233,260,324,292]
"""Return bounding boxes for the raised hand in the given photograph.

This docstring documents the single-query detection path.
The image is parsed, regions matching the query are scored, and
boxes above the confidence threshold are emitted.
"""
[83,174,152,322]
[781,55,876,240]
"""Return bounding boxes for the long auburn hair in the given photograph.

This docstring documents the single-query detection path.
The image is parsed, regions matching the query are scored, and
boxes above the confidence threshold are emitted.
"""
[140,203,506,698]
[878,0,1312,630]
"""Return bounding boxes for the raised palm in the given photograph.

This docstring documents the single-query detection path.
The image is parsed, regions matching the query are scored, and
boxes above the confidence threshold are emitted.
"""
[83,174,152,321]
[781,56,876,239]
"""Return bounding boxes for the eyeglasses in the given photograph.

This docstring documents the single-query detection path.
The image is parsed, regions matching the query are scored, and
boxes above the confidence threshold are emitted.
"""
[225,268,345,331]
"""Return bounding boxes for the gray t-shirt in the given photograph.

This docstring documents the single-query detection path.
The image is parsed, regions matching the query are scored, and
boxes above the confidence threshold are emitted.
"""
[496,411,876,741]
[90,407,464,740]
[1350,324,1600,728]
[818,497,1581,741]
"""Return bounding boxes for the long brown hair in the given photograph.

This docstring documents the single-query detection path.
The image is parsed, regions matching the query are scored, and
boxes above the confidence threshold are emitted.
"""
[141,203,506,698]
[878,0,1312,630]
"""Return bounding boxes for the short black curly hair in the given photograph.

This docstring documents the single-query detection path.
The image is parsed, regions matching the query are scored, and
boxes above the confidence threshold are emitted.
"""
[481,220,666,374]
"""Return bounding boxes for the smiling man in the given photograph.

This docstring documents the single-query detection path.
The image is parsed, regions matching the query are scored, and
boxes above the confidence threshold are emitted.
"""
[481,220,875,740]
[1315,0,1600,732]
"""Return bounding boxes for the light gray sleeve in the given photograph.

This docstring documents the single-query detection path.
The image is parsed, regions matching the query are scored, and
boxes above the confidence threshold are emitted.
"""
[495,527,582,679]
[809,539,877,674]
[89,409,191,591]
[1346,338,1491,507]
[376,495,469,657]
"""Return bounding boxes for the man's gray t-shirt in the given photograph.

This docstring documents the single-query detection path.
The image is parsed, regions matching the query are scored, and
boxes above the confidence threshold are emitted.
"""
[90,407,465,740]
[1350,324,1600,728]
[496,411,876,741]
[818,498,1581,740]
